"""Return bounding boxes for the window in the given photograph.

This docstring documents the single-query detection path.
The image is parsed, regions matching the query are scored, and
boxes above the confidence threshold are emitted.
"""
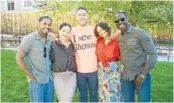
[7,0,15,10]
[24,0,32,8]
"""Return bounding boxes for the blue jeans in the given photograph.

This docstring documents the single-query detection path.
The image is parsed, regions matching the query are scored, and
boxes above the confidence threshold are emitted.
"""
[29,79,54,102]
[76,71,98,102]
[121,73,151,102]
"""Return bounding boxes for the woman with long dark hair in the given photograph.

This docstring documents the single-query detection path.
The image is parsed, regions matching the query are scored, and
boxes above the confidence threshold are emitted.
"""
[94,22,122,102]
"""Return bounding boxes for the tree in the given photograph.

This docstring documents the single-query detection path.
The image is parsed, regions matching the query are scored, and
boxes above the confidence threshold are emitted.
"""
[40,0,173,39]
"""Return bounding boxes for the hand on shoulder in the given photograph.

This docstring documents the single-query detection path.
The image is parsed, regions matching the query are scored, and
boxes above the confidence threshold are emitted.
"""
[112,30,121,39]
[49,32,57,41]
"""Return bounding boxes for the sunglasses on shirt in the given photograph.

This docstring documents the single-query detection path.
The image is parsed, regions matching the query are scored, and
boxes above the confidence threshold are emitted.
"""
[115,18,125,24]
[44,47,47,58]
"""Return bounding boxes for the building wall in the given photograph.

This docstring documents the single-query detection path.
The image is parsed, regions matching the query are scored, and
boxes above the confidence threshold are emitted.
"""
[15,0,23,11]
[0,0,38,12]
[0,0,8,12]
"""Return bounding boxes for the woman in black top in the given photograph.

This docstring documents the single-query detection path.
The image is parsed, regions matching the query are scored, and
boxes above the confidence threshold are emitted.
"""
[49,23,77,102]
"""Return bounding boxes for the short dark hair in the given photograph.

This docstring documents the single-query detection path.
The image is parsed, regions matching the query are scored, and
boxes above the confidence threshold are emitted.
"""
[94,22,111,37]
[59,22,72,30]
[76,7,88,13]
[39,15,52,23]
[115,11,127,17]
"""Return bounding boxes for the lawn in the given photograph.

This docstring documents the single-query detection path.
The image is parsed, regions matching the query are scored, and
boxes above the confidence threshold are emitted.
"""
[1,49,173,102]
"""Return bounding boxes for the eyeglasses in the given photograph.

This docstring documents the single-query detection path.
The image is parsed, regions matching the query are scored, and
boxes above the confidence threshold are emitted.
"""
[43,47,47,58]
[115,18,125,23]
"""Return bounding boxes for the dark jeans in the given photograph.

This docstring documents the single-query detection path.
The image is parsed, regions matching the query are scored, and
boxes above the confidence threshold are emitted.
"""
[121,73,151,102]
[76,71,98,102]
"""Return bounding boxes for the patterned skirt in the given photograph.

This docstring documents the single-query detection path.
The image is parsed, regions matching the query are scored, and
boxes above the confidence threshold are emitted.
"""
[98,61,122,102]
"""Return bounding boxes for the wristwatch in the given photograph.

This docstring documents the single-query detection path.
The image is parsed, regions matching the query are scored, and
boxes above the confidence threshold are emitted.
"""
[140,74,146,79]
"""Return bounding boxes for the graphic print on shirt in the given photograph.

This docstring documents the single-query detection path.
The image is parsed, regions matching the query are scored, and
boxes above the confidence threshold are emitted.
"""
[72,34,96,50]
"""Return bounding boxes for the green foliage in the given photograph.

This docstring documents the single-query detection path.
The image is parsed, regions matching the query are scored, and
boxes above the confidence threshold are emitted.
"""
[1,50,173,102]
[41,1,173,38]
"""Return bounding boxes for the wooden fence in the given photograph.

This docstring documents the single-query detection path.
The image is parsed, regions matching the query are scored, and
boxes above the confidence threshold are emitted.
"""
[0,11,102,48]
[1,11,101,35]
[1,11,173,62]
[1,11,173,42]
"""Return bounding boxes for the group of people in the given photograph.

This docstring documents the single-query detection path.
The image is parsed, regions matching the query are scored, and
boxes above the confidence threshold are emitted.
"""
[16,7,157,102]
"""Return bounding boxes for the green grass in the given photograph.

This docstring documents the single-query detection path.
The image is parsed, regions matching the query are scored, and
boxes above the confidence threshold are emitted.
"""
[151,62,173,102]
[1,50,173,102]
[1,50,79,102]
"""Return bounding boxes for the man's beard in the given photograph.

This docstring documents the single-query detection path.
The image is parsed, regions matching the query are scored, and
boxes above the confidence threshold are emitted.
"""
[80,20,87,26]
[38,28,50,36]
[43,28,51,33]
